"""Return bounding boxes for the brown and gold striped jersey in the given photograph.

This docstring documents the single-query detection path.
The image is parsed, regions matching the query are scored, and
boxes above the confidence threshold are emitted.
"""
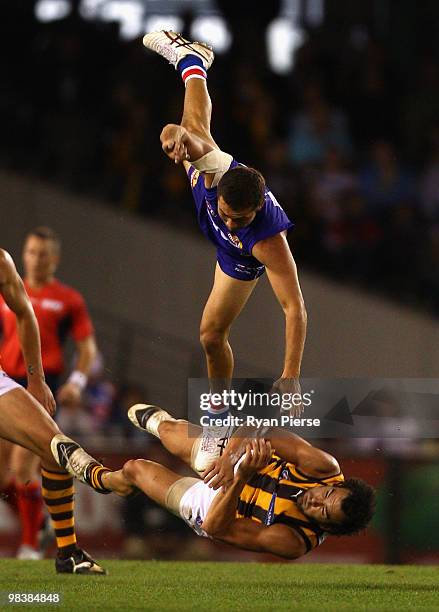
[236,454,344,552]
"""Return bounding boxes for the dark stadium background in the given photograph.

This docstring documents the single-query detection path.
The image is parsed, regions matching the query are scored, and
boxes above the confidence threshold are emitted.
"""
[0,0,438,565]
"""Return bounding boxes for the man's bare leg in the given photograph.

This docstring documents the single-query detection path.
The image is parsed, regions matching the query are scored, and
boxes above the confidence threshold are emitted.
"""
[104,460,183,508]
[10,445,42,558]
[128,404,201,469]
[0,389,61,464]
[200,264,258,384]
[180,79,218,148]
[0,388,109,572]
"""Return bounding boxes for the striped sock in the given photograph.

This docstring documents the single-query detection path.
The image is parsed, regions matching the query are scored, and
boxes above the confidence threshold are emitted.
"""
[86,463,111,494]
[177,55,207,86]
[41,468,77,558]
[16,482,43,549]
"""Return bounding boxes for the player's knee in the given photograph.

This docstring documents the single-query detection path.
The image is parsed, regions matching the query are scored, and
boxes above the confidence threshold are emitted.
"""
[200,327,228,355]
[122,459,148,484]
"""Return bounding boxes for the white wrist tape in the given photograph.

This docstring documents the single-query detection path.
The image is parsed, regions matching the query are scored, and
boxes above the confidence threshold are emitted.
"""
[67,370,88,391]
[191,149,233,183]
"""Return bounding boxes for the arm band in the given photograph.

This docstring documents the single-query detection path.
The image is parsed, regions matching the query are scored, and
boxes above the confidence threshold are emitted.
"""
[67,370,88,391]
[191,149,233,187]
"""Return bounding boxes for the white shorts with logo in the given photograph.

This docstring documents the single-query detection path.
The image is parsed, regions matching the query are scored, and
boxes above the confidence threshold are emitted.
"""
[179,481,221,537]
[0,371,22,397]
[168,454,245,538]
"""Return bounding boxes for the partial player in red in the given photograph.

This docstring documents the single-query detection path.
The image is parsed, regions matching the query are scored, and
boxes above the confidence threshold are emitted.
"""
[0,247,126,573]
[0,227,97,559]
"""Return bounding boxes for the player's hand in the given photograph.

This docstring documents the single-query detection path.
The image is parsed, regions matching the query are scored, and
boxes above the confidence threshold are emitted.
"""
[271,377,303,417]
[202,454,236,491]
[56,382,82,407]
[161,125,190,164]
[237,439,272,480]
[27,377,56,416]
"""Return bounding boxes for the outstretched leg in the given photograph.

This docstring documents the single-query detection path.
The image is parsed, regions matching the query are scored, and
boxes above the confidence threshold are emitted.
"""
[181,79,218,149]
[128,403,201,469]
[143,30,218,149]
[10,445,43,558]
[0,388,107,573]
[200,264,258,384]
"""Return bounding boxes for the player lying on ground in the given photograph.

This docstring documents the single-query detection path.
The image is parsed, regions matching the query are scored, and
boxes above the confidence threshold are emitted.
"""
[0,227,97,560]
[0,249,131,573]
[91,405,376,560]
[142,31,307,470]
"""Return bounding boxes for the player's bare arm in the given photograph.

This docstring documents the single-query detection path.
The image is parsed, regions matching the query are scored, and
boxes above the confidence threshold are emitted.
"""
[203,429,339,490]
[160,123,214,165]
[209,517,306,560]
[56,334,97,406]
[0,249,55,414]
[160,121,230,189]
[252,233,307,381]
[202,439,306,559]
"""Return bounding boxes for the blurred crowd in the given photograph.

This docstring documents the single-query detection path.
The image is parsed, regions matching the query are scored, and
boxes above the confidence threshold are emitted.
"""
[1,4,438,315]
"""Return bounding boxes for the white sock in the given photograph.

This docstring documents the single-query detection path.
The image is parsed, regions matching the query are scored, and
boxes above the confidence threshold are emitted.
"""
[147,410,176,438]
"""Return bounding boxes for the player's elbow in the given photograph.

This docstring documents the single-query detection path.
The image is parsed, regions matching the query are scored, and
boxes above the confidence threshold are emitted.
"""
[283,549,304,561]
[200,516,224,538]
[160,123,179,142]
[200,518,215,537]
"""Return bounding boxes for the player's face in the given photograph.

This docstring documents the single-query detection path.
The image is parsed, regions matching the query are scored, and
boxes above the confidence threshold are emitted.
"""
[23,236,59,282]
[296,485,349,527]
[217,196,259,231]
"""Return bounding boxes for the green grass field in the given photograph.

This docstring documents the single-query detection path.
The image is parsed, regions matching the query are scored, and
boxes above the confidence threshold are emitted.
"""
[0,561,438,611]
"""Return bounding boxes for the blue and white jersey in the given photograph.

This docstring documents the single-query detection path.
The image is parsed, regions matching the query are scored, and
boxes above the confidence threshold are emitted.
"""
[187,160,293,280]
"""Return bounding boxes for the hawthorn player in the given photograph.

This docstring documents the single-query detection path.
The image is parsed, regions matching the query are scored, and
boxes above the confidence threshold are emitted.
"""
[0,227,96,559]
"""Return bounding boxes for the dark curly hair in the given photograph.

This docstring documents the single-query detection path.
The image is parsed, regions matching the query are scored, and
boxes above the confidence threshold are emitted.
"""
[324,478,376,536]
[217,166,265,212]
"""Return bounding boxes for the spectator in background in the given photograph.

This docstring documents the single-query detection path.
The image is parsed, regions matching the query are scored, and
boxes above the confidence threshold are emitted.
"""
[288,81,352,166]
[320,190,382,281]
[403,58,439,163]
[263,139,298,217]
[359,140,416,214]
[420,125,439,223]
[311,146,357,223]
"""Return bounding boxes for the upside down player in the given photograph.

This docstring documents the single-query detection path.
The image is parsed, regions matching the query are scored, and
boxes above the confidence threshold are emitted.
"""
[0,227,97,559]
[84,405,375,560]
[0,248,131,573]
[142,31,307,471]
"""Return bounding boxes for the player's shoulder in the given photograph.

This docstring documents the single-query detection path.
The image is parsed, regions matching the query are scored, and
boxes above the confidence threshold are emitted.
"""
[50,279,85,303]
[293,445,342,481]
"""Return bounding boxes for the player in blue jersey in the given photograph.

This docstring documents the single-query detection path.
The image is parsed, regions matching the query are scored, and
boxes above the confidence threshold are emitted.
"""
[143,32,307,473]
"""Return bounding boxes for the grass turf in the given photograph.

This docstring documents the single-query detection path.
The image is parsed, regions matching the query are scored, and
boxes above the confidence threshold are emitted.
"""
[0,561,438,611]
